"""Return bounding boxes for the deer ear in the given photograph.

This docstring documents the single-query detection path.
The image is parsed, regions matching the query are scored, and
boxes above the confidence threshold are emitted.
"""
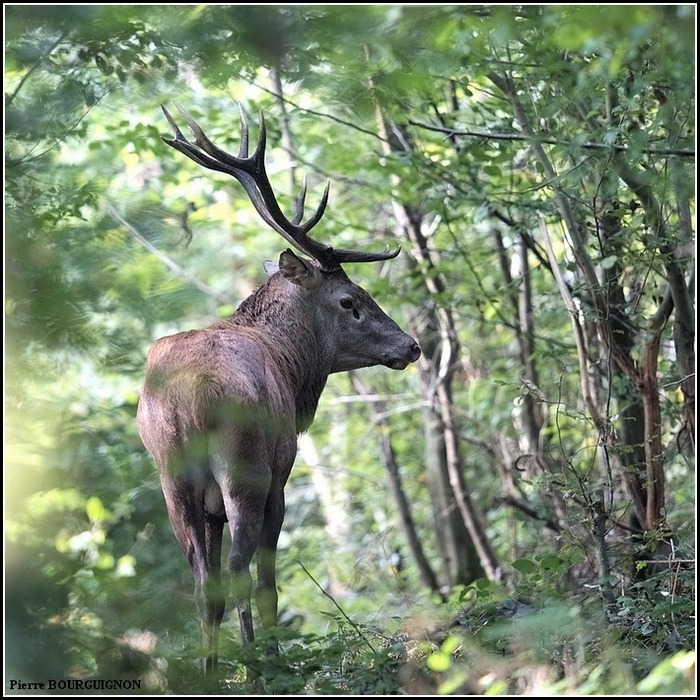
[278,249,322,290]
[263,260,279,276]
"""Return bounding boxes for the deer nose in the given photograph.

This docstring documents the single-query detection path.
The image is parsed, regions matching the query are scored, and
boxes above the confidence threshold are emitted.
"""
[409,341,421,362]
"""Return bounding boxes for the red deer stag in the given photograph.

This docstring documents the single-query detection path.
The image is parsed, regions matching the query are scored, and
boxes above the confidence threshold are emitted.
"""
[137,104,421,675]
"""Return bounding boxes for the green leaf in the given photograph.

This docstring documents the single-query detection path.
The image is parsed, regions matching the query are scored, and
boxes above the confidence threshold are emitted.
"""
[512,558,537,574]
[86,496,109,523]
[427,650,451,672]
[538,554,564,570]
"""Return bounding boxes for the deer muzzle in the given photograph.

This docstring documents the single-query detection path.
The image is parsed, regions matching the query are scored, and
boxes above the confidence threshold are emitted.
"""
[384,341,421,370]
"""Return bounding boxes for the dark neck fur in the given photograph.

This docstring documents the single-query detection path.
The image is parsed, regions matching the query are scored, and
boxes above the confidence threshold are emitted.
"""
[211,274,330,432]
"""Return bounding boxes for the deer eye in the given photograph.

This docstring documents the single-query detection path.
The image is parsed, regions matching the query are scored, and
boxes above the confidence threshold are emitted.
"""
[340,298,361,319]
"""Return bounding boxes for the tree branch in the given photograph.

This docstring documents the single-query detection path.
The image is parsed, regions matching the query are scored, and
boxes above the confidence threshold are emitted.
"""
[500,495,561,533]
[408,120,695,158]
[106,204,228,304]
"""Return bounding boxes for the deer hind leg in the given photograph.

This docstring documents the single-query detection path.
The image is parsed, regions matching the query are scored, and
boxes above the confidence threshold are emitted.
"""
[212,440,272,647]
[203,512,225,673]
[222,487,269,646]
[159,472,223,673]
[211,424,274,655]
[255,488,286,656]
[257,489,286,628]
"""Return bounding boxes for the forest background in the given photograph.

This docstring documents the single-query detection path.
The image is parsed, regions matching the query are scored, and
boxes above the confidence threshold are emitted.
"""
[5,4,696,695]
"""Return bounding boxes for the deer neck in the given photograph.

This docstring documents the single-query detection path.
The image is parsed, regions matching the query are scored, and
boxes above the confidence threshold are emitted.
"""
[222,278,334,432]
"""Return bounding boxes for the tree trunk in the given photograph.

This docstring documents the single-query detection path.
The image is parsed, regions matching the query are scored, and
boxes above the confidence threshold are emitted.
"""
[368,93,500,585]
[298,433,354,598]
[349,373,443,596]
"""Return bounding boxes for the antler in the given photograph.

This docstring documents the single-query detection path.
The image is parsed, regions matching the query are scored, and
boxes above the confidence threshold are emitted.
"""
[161,103,400,271]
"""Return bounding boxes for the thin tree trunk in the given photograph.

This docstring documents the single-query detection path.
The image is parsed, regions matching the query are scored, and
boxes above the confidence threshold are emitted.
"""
[490,68,686,535]
[368,86,500,584]
[420,379,482,586]
[349,373,443,596]
[298,433,353,598]
[270,67,297,194]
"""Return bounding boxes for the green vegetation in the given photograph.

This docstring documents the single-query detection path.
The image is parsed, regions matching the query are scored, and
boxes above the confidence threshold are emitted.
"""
[5,5,695,695]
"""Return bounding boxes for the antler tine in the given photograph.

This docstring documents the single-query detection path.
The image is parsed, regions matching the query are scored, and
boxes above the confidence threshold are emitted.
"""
[161,104,400,269]
[161,104,232,175]
[291,177,309,227]
[292,178,330,232]
[325,245,402,265]
[161,104,188,144]
[174,102,251,172]
[237,106,250,159]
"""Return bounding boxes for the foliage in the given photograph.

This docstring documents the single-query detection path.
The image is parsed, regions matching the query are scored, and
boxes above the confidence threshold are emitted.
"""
[423,578,696,696]
[5,4,694,695]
